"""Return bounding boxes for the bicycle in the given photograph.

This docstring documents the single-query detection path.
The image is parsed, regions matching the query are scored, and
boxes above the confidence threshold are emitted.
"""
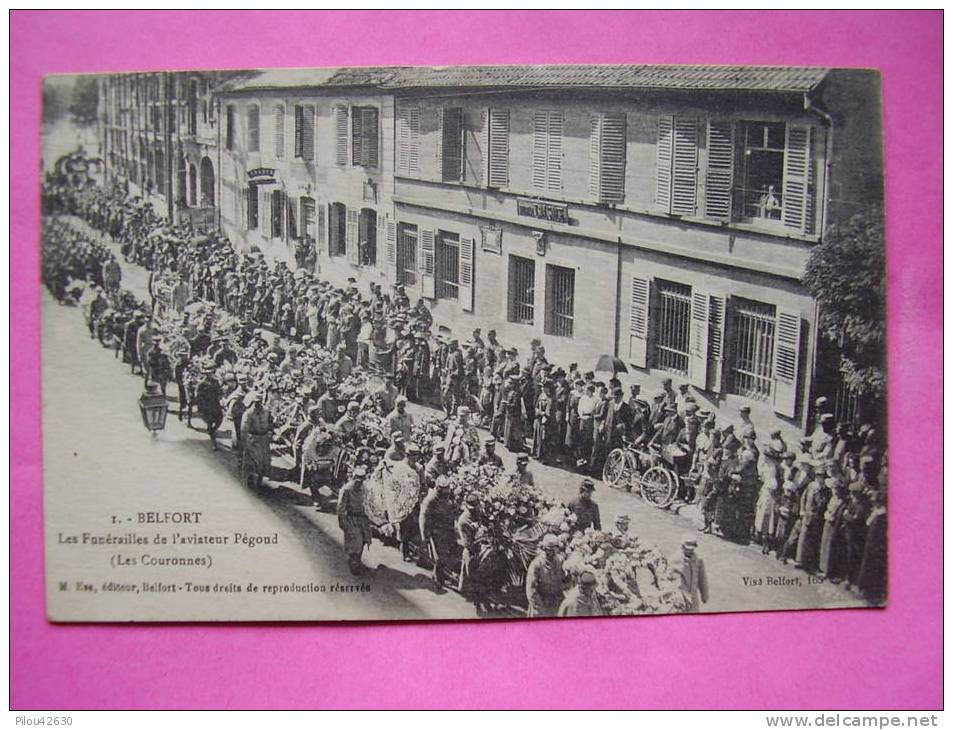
[602,438,684,509]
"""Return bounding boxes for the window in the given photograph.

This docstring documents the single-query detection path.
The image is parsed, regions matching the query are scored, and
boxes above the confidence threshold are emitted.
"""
[396,104,420,176]
[351,106,379,167]
[328,203,347,256]
[508,255,535,325]
[487,108,509,188]
[730,298,776,402]
[589,112,626,203]
[294,105,315,161]
[188,79,198,135]
[545,264,575,338]
[271,189,284,239]
[273,105,285,159]
[154,145,165,194]
[225,105,236,151]
[440,107,464,182]
[654,279,692,376]
[287,197,297,239]
[358,208,377,266]
[247,186,258,230]
[247,106,260,153]
[300,197,315,240]
[397,223,418,287]
[740,121,785,222]
[656,117,698,216]
[532,110,563,192]
[435,231,460,300]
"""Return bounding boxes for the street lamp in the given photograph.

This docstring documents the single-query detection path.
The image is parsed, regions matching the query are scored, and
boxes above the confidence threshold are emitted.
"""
[138,383,169,437]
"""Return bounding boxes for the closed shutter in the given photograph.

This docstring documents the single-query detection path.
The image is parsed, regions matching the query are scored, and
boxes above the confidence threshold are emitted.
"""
[532,111,548,190]
[705,120,734,220]
[287,197,297,239]
[783,124,814,234]
[294,106,302,158]
[707,295,726,393]
[487,108,509,188]
[420,228,436,299]
[435,108,444,183]
[459,235,475,312]
[300,105,314,161]
[346,209,359,265]
[655,116,674,211]
[688,290,710,389]
[317,202,327,254]
[672,118,698,216]
[385,218,398,278]
[547,111,563,191]
[628,275,650,368]
[273,106,284,159]
[351,108,363,167]
[247,107,259,152]
[334,104,348,166]
[772,308,802,418]
[590,112,626,203]
[397,104,420,176]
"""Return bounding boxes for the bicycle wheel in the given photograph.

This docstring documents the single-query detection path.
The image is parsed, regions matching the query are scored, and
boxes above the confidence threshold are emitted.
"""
[640,466,677,508]
[602,448,627,488]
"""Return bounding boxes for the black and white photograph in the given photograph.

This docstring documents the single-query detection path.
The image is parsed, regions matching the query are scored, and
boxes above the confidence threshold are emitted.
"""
[40,64,887,622]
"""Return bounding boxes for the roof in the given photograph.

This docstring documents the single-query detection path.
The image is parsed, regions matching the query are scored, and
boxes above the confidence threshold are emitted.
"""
[217,64,830,96]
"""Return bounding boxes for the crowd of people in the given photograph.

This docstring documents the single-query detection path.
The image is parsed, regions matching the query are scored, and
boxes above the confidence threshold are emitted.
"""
[41,173,889,610]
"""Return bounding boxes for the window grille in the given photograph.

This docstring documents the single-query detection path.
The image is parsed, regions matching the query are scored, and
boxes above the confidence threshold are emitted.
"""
[545,264,575,338]
[730,298,776,401]
[436,232,460,300]
[508,255,535,325]
[397,224,418,288]
[654,280,692,375]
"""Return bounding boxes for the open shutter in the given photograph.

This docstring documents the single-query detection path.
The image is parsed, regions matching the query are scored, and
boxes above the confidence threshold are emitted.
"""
[628,275,650,368]
[591,113,626,203]
[532,110,548,190]
[385,218,398,279]
[435,108,444,183]
[397,104,420,176]
[420,229,436,299]
[334,105,348,166]
[459,235,475,312]
[547,111,563,191]
[588,115,602,201]
[273,105,284,159]
[351,108,363,167]
[707,295,726,393]
[688,290,710,389]
[772,308,802,418]
[705,120,734,220]
[655,116,674,211]
[783,124,814,234]
[301,105,314,161]
[317,203,327,254]
[346,209,359,265]
[487,108,509,188]
[672,118,698,216]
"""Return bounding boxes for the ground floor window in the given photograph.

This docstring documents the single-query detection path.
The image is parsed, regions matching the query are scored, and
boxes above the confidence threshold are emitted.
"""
[508,255,535,325]
[247,185,258,230]
[545,264,575,338]
[436,231,460,300]
[730,297,776,401]
[271,190,284,239]
[329,202,346,256]
[397,223,418,287]
[300,197,316,240]
[359,208,377,266]
[654,279,692,376]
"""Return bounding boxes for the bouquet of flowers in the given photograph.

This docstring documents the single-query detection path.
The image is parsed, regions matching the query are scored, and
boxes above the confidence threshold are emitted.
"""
[561,530,691,615]
[409,416,449,462]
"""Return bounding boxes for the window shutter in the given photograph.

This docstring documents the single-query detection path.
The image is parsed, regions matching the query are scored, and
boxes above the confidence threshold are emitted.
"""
[459,235,475,312]
[301,105,314,161]
[532,111,548,190]
[317,202,327,253]
[397,104,420,175]
[334,105,348,166]
[287,197,297,239]
[688,290,709,389]
[590,113,626,203]
[408,106,419,175]
[346,209,359,265]
[420,229,436,299]
[772,308,802,418]
[547,111,563,191]
[294,106,303,158]
[783,124,814,234]
[351,108,363,167]
[704,120,734,220]
[655,116,674,211]
[469,109,486,187]
[707,295,726,393]
[360,107,379,167]
[628,275,650,368]
[672,118,698,216]
[385,218,397,278]
[588,115,601,200]
[435,108,444,183]
[487,108,509,188]
[274,106,284,159]
[247,107,259,152]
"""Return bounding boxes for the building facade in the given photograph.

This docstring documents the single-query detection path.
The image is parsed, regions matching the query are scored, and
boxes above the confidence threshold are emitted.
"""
[103,65,883,436]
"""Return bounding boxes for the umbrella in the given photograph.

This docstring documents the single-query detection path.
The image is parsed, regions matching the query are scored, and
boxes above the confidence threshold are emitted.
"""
[594,354,629,375]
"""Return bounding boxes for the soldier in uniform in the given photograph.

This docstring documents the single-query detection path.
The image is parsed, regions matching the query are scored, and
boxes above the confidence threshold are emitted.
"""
[385,396,414,443]
[337,465,373,576]
[478,437,504,468]
[194,363,224,451]
[568,479,601,533]
[424,443,449,489]
[455,493,486,611]
[514,454,535,486]
[557,571,604,617]
[525,534,565,617]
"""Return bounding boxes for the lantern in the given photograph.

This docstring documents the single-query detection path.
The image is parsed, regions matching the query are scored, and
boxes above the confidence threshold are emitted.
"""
[138,383,169,435]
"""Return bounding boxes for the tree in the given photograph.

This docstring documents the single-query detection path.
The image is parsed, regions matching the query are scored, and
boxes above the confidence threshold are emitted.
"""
[803,205,886,413]
[68,75,100,129]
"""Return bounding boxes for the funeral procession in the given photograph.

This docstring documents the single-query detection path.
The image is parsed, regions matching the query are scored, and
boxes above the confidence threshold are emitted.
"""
[39,65,887,621]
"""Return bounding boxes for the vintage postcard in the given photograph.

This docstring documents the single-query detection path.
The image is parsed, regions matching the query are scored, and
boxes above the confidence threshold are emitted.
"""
[41,64,886,622]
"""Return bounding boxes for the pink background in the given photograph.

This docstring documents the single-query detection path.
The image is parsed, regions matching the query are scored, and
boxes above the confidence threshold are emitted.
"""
[11,11,942,709]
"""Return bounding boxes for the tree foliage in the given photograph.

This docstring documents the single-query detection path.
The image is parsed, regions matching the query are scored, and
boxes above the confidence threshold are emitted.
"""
[68,76,100,128]
[803,205,886,399]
